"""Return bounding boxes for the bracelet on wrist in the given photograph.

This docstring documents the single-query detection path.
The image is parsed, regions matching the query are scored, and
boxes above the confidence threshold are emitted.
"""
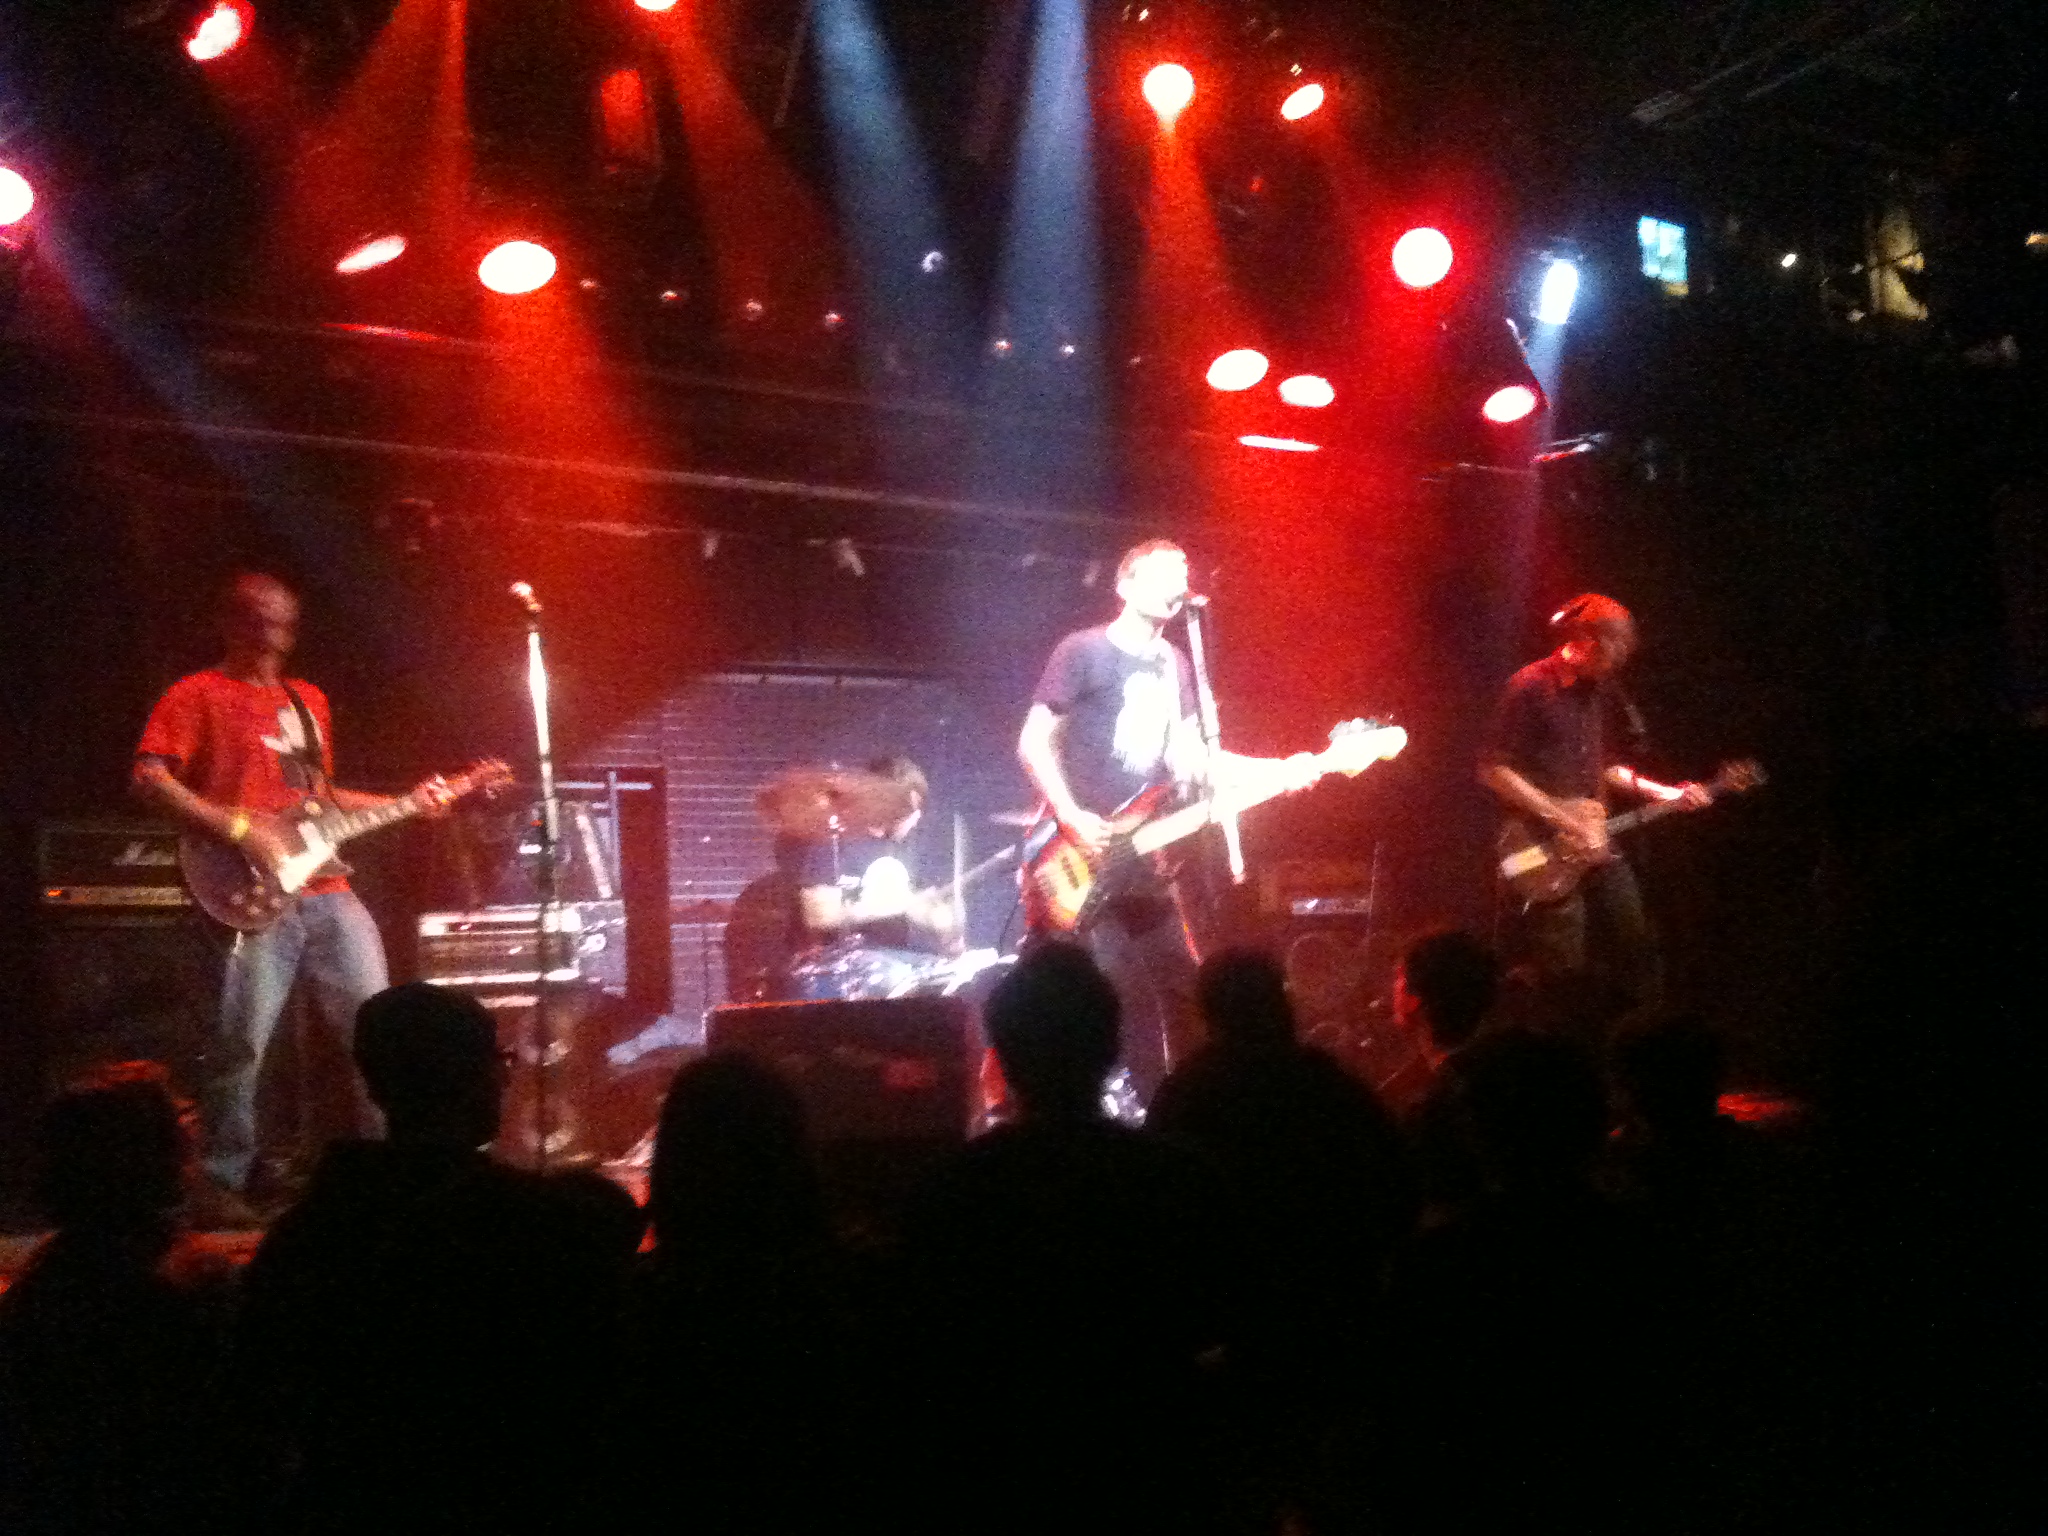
[227,811,251,843]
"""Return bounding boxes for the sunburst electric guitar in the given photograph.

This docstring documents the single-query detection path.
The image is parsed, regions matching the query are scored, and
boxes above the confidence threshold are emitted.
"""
[181,759,513,931]
[1022,720,1408,934]
[1496,758,1766,905]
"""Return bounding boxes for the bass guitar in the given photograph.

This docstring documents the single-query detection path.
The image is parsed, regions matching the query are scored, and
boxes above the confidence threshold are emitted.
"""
[181,759,513,931]
[1496,758,1765,905]
[1022,720,1408,934]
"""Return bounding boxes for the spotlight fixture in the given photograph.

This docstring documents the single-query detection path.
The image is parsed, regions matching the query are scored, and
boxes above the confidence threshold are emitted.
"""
[635,0,679,10]
[477,240,557,295]
[1392,227,1454,290]
[1238,435,1320,452]
[1205,348,1269,391]
[0,168,33,227]
[1481,384,1540,424]
[335,234,407,274]
[1779,251,1799,269]
[1277,374,1335,408]
[1534,258,1579,325]
[1142,63,1195,125]
[186,0,253,62]
[1280,83,1325,121]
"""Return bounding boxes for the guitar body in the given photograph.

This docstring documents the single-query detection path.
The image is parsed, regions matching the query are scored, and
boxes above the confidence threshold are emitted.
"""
[1495,799,1606,906]
[181,806,348,931]
[1021,785,1172,935]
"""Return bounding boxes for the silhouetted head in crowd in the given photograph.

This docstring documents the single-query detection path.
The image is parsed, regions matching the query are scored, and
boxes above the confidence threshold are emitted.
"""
[1457,1028,1609,1191]
[1197,948,1298,1047]
[1612,1013,1724,1137]
[650,1052,828,1264]
[353,982,503,1149]
[986,940,1121,1122]
[36,1061,193,1237]
[1396,929,1499,1054]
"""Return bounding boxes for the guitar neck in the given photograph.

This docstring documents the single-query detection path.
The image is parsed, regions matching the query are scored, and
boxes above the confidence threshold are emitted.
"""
[315,788,435,849]
[1128,775,1296,857]
[1603,798,1680,839]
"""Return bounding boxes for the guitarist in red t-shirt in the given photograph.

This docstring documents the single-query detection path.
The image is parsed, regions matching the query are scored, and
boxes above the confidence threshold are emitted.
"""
[134,573,457,1196]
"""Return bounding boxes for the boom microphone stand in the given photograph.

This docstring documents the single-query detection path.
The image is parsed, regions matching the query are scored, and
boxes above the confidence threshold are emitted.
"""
[510,581,563,1170]
[1179,595,1245,884]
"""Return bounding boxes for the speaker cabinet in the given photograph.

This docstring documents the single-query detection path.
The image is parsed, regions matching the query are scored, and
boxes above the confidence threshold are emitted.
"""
[706,997,974,1143]
[34,911,225,1102]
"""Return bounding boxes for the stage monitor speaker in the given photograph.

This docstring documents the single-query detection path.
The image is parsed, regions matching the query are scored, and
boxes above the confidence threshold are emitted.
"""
[705,996,973,1144]
[34,911,225,1104]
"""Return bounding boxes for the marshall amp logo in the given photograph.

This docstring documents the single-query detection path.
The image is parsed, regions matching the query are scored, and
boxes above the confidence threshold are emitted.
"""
[38,821,191,908]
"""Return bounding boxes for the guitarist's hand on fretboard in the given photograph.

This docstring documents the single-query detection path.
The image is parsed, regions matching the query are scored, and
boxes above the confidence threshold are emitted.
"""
[416,774,461,818]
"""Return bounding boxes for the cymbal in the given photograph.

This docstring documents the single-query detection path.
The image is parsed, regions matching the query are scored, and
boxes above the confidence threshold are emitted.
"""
[988,808,1043,828]
[756,767,917,839]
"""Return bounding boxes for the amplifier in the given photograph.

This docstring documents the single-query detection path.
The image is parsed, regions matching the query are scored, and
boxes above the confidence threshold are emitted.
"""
[37,821,191,909]
[417,901,626,995]
[1258,858,1376,920]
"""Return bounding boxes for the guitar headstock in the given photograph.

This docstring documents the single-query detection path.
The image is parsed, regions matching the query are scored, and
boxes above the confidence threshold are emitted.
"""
[1711,758,1767,796]
[1324,718,1409,776]
[448,758,516,801]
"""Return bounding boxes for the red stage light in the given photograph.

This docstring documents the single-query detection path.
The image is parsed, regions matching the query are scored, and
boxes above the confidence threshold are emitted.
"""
[186,0,252,62]
[1238,435,1321,453]
[634,0,678,10]
[1206,349,1270,391]
[1280,83,1325,121]
[335,235,407,274]
[1143,64,1195,124]
[478,240,557,295]
[1392,226,1453,289]
[1278,374,1334,408]
[0,168,33,228]
[1481,384,1539,423]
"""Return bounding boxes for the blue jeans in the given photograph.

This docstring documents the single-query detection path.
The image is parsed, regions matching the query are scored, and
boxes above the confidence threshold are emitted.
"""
[202,890,388,1191]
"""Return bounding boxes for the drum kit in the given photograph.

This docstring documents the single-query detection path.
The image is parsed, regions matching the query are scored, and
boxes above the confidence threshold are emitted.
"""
[755,763,1031,1005]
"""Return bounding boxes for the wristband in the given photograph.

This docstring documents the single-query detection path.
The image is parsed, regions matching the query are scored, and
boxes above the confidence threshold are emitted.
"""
[227,811,251,843]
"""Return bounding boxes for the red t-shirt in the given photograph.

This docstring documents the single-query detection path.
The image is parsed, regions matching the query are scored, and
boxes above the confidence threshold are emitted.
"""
[137,669,350,894]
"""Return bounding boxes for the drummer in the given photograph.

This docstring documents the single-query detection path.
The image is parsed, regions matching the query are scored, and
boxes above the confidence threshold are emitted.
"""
[772,755,962,962]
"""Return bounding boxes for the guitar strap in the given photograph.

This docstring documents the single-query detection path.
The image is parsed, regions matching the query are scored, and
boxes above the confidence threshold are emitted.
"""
[278,682,334,797]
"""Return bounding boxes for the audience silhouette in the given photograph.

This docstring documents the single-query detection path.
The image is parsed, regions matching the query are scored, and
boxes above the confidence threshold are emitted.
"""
[233,982,641,1533]
[622,1051,870,1533]
[902,940,1240,1534]
[0,1063,240,1534]
[18,751,2021,1536]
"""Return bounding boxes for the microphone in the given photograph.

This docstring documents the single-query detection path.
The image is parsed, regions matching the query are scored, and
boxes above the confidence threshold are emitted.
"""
[507,581,542,616]
[1174,592,1211,614]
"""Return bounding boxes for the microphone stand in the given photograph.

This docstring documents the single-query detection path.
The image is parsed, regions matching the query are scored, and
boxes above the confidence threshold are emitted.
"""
[517,594,564,1172]
[1180,600,1245,884]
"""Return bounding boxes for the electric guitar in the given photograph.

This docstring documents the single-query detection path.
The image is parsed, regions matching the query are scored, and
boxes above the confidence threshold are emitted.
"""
[181,759,513,931]
[1496,758,1766,905]
[1022,720,1408,934]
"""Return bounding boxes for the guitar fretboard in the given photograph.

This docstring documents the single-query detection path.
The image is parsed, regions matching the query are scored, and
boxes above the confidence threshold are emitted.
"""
[316,787,436,848]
